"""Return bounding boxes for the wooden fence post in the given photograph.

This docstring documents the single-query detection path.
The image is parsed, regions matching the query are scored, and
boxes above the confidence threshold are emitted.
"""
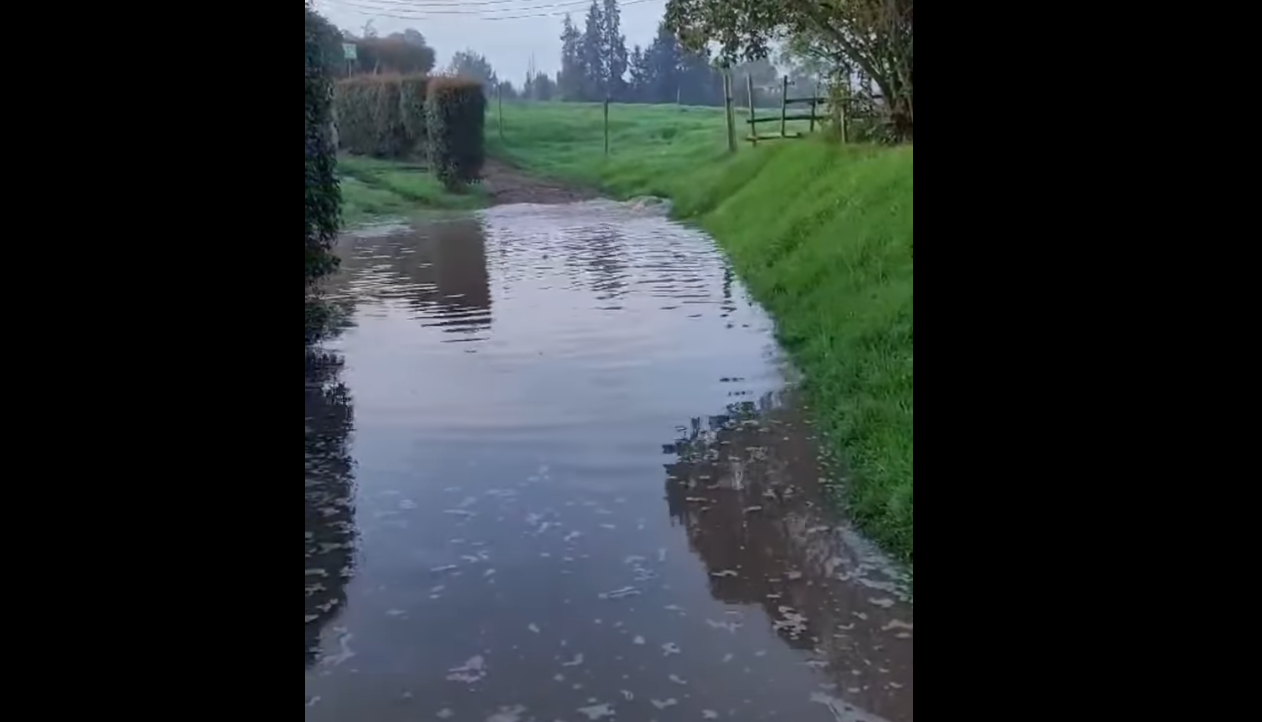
[603,96,610,156]
[809,81,818,134]
[780,75,788,137]
[723,72,735,153]
[839,88,848,144]
[746,74,757,146]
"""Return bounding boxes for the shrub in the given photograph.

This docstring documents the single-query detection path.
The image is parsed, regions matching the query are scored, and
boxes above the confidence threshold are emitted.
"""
[305,3,340,289]
[334,76,407,158]
[426,76,487,190]
[399,74,429,153]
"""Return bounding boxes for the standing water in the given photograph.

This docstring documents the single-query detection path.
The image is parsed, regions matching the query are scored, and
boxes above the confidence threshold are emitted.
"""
[305,201,912,721]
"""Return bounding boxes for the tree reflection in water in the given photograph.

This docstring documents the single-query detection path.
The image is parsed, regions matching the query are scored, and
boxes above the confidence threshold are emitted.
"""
[662,392,913,720]
[304,306,358,669]
[663,395,823,648]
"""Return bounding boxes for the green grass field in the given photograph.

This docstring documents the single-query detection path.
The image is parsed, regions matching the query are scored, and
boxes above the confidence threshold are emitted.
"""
[490,101,913,563]
[336,154,487,227]
[486,101,820,200]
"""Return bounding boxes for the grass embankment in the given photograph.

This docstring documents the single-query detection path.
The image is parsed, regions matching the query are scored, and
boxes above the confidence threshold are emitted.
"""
[336,154,486,227]
[490,101,913,563]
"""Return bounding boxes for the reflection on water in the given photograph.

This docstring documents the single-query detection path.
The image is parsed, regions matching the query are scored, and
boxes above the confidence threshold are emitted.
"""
[305,201,911,721]
[337,217,492,339]
[304,341,357,668]
[665,394,912,720]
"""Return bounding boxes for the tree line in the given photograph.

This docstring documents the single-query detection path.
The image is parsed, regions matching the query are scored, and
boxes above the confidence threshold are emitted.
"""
[555,1,722,105]
[310,0,911,139]
[502,0,803,108]
[534,0,912,140]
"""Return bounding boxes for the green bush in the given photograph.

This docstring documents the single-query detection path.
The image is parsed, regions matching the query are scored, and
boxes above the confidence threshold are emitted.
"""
[305,2,340,289]
[399,74,429,152]
[426,77,487,190]
[334,76,408,158]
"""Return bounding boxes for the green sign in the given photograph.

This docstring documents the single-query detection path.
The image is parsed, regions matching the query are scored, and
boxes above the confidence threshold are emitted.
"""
[342,43,357,61]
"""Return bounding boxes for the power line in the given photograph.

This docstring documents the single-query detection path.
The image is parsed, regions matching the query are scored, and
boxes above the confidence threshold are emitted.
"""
[325,0,656,16]
[330,0,598,7]
[318,0,661,22]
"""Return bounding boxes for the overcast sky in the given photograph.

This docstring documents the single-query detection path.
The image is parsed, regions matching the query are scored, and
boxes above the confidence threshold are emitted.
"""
[312,0,670,79]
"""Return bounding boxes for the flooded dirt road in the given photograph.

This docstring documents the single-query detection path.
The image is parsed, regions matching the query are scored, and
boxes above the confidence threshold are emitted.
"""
[305,201,913,722]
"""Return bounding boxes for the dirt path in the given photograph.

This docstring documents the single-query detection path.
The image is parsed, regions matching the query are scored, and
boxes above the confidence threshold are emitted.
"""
[480,158,598,206]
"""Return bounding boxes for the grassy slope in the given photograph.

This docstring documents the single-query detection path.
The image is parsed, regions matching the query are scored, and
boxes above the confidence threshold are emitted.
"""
[490,101,913,562]
[336,154,486,227]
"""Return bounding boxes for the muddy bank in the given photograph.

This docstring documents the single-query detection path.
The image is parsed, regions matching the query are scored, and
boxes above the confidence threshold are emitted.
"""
[480,157,598,206]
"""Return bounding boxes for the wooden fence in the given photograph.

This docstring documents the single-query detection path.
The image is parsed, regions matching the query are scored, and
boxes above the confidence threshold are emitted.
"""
[721,75,829,149]
[719,74,889,149]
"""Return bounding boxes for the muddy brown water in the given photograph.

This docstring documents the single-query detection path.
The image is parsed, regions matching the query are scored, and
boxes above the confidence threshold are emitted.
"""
[305,201,912,722]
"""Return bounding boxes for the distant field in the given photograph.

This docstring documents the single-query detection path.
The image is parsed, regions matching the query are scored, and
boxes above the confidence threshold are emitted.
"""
[486,101,824,196]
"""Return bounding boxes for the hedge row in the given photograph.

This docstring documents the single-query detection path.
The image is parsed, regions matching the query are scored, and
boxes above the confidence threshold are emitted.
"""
[305,3,340,291]
[425,77,486,190]
[334,74,485,189]
[400,75,430,149]
[333,74,427,158]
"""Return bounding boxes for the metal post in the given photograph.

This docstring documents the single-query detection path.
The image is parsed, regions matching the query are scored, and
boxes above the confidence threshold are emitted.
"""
[603,97,610,156]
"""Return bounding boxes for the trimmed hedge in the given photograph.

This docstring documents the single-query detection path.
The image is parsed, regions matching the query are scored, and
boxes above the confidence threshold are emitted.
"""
[367,78,406,157]
[334,74,428,158]
[333,78,375,156]
[426,77,487,190]
[399,75,429,151]
[305,3,340,289]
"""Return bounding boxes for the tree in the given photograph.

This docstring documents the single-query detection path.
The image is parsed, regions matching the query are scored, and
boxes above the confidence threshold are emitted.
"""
[580,1,606,100]
[448,49,498,95]
[778,40,829,87]
[532,73,555,101]
[391,28,428,48]
[352,35,435,75]
[643,21,682,103]
[664,0,913,140]
[558,14,584,100]
[678,50,722,106]
[602,0,630,100]
[495,80,519,100]
[306,9,345,79]
[627,45,650,102]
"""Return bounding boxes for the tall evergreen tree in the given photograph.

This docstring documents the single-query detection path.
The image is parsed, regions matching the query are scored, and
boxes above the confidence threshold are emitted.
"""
[677,50,721,105]
[627,44,650,102]
[558,14,584,100]
[580,1,606,100]
[644,21,682,103]
[532,72,555,101]
[601,0,629,100]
